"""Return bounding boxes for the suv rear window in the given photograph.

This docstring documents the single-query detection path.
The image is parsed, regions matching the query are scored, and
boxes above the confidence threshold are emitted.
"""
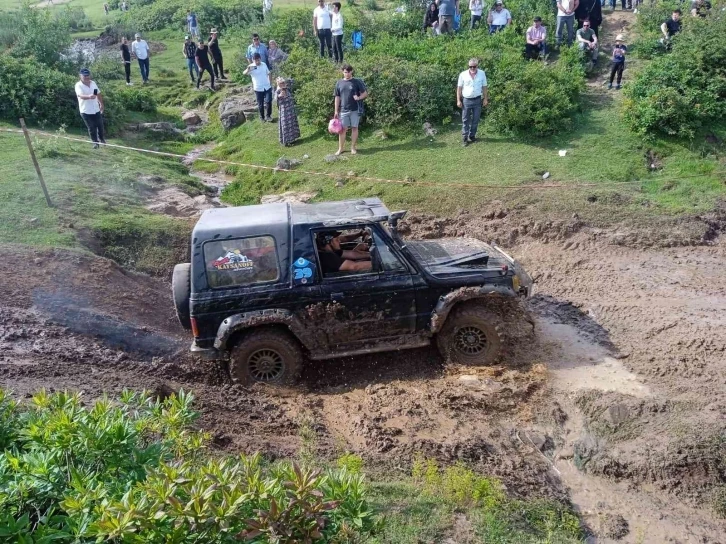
[204,236,279,288]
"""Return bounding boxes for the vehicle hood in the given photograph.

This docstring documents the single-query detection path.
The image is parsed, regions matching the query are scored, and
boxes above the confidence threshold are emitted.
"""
[405,238,505,271]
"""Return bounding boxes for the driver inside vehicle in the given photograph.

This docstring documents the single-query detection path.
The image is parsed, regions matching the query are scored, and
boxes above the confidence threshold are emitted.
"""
[316,230,372,274]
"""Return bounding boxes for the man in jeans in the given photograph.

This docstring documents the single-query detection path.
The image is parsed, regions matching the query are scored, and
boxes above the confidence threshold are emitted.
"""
[132,33,150,83]
[456,58,488,147]
[556,0,578,47]
[436,0,458,34]
[75,68,106,149]
[313,0,333,58]
[243,53,273,122]
[334,64,368,155]
[183,35,199,83]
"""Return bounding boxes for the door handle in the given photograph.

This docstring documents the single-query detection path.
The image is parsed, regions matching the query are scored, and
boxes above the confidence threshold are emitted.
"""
[330,292,344,300]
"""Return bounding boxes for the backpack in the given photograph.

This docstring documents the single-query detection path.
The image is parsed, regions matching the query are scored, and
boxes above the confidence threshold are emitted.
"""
[352,30,363,50]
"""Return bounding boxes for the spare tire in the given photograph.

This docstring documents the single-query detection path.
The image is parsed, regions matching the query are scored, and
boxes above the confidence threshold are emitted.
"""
[172,263,192,330]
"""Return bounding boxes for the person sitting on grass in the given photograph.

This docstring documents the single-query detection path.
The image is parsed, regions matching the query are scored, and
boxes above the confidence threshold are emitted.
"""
[576,19,598,63]
[487,0,512,34]
[608,34,627,90]
[423,2,440,35]
[525,16,547,59]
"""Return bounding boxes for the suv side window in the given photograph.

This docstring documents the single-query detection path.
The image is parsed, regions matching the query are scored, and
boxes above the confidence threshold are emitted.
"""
[371,230,407,272]
[204,236,279,288]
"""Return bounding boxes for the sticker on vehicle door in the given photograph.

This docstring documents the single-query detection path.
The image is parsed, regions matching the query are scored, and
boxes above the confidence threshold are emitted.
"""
[292,257,315,285]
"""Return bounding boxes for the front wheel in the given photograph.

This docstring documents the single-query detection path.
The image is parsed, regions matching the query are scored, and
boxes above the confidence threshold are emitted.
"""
[229,328,303,386]
[436,304,504,366]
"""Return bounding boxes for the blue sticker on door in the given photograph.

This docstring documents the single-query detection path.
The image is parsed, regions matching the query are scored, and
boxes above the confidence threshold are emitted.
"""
[292,257,315,284]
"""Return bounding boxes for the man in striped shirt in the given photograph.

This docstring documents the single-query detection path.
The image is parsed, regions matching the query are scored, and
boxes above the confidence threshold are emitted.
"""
[525,17,547,60]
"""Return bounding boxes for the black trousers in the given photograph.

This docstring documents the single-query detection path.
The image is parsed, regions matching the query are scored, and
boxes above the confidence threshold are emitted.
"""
[197,64,215,89]
[609,62,624,84]
[81,112,105,143]
[123,61,131,83]
[256,88,272,119]
[317,28,332,58]
[212,55,224,78]
[332,34,343,63]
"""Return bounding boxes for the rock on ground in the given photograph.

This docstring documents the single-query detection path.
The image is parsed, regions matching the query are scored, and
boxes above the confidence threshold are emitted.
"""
[182,111,202,126]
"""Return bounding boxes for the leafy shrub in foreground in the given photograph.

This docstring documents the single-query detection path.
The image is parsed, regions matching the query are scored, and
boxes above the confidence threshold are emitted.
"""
[0,388,377,542]
[125,0,262,33]
[9,6,72,68]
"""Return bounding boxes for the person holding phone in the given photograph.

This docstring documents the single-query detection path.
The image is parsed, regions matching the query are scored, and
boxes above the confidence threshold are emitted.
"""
[208,28,226,80]
[244,53,273,122]
[75,68,105,149]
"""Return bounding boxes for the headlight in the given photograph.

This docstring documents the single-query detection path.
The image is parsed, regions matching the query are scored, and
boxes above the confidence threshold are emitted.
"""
[512,275,520,291]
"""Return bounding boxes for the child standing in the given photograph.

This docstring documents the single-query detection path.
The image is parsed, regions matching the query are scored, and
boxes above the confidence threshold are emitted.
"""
[608,34,627,90]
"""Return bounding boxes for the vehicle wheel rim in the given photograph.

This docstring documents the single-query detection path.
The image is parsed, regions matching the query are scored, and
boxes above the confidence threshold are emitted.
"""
[247,349,285,382]
[454,326,488,355]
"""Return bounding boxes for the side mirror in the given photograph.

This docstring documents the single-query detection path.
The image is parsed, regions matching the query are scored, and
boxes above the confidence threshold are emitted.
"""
[388,210,407,229]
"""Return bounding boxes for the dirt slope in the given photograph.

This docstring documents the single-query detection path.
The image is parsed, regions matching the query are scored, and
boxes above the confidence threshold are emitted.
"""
[1,215,725,542]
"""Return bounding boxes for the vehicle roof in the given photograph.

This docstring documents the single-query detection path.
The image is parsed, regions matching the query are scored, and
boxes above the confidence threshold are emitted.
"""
[193,198,390,238]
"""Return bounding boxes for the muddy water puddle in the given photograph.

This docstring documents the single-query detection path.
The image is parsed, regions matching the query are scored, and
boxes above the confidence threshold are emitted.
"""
[183,144,235,204]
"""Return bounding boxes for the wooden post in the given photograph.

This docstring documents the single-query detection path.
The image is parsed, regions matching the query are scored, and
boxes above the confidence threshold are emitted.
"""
[19,118,53,208]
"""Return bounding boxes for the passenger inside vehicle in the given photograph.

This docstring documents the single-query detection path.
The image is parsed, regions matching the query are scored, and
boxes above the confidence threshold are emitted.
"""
[316,229,372,274]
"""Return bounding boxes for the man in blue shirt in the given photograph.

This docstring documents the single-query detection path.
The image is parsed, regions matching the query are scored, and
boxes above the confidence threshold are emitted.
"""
[246,34,268,65]
[187,10,199,40]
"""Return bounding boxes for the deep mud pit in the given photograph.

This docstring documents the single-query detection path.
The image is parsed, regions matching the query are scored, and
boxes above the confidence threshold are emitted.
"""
[2,206,725,542]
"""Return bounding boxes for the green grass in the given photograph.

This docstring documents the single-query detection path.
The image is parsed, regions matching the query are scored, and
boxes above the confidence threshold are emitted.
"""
[0,125,203,274]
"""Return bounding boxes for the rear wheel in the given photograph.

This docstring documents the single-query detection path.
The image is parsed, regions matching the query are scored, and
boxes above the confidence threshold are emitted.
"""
[436,304,504,366]
[172,263,192,330]
[229,328,303,386]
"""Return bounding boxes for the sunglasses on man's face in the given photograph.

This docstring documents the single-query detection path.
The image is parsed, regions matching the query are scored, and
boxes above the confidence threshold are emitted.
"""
[469,65,477,69]
[583,23,590,26]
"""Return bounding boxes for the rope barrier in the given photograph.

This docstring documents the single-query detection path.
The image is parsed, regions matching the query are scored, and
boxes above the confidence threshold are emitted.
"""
[1,127,723,191]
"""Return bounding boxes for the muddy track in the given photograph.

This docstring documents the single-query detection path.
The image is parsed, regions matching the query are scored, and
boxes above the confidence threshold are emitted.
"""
[2,209,726,542]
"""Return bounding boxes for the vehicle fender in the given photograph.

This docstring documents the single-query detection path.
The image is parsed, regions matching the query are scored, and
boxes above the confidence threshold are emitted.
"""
[429,285,516,334]
[214,309,315,351]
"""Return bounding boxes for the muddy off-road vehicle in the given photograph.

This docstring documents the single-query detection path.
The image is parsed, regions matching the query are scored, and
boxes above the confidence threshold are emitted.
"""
[173,198,533,385]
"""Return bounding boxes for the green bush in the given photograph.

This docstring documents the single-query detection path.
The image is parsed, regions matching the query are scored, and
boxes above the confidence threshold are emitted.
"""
[623,14,726,138]
[111,86,158,112]
[126,0,262,33]
[0,388,378,542]
[0,55,80,128]
[10,6,72,68]
[60,6,93,31]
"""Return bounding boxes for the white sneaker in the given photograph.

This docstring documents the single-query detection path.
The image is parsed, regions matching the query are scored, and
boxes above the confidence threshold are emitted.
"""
[126,82,133,86]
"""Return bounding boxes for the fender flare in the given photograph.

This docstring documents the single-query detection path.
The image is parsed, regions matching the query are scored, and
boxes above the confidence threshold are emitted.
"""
[214,309,316,351]
[429,285,516,334]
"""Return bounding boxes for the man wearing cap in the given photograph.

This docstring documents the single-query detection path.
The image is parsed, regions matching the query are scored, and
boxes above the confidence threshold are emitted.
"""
[131,33,150,84]
[183,35,199,83]
[246,34,268,65]
[608,34,627,90]
[456,58,488,147]
[208,29,226,80]
[487,1,512,34]
[244,53,273,122]
[316,231,371,274]
[525,16,547,59]
[75,69,105,149]
[435,0,459,35]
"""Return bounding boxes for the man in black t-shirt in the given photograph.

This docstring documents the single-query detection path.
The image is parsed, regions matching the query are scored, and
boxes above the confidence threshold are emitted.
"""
[661,9,681,47]
[195,42,215,91]
[208,29,226,80]
[317,231,371,274]
[120,37,132,85]
[334,64,368,156]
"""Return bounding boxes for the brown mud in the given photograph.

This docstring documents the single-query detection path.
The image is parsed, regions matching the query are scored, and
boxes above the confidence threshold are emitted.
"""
[2,198,726,542]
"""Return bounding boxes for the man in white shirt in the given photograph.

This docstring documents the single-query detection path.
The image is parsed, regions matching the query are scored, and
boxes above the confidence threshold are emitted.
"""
[331,2,344,63]
[243,53,273,122]
[313,0,333,59]
[487,1,511,34]
[556,0,578,47]
[456,58,488,147]
[74,68,105,149]
[131,33,151,83]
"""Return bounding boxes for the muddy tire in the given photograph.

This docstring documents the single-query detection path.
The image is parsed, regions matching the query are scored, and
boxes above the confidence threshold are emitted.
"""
[230,328,303,386]
[436,304,504,366]
[172,263,192,330]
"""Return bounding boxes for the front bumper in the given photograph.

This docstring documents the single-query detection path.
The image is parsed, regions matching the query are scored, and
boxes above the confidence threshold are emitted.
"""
[492,244,534,297]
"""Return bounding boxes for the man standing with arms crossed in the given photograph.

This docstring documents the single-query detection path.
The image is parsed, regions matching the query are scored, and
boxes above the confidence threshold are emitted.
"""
[313,0,333,59]
[75,68,106,149]
[456,58,488,147]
